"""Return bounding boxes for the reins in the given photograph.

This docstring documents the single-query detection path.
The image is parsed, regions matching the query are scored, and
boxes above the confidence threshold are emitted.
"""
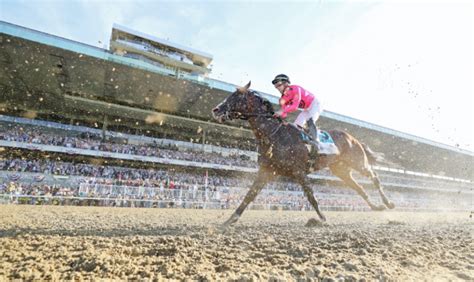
[227,112,273,118]
[228,92,284,139]
[228,91,276,119]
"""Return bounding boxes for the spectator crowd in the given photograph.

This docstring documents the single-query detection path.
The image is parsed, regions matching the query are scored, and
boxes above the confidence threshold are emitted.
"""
[1,120,472,212]
[0,126,257,168]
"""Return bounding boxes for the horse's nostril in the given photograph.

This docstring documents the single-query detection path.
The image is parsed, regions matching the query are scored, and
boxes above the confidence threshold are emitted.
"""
[212,108,219,113]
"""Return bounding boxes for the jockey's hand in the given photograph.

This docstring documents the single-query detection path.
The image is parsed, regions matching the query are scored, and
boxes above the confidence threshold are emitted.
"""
[273,110,285,119]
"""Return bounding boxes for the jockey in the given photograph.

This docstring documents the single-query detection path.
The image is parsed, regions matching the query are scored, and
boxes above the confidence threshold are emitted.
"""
[272,74,338,155]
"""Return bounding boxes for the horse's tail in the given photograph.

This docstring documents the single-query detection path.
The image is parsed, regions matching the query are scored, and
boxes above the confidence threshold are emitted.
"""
[361,143,394,166]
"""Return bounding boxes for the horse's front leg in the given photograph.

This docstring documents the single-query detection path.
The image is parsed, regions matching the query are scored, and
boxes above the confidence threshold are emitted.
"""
[223,168,274,227]
[296,176,326,222]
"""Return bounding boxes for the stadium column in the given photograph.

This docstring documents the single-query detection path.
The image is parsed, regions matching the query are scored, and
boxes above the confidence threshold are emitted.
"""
[202,130,206,147]
[102,114,108,141]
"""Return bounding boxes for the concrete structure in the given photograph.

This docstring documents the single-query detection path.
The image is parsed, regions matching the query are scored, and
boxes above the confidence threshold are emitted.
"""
[110,24,213,76]
[1,20,472,180]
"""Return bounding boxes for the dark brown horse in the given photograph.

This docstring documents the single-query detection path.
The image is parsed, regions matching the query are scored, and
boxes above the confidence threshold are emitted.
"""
[212,82,395,226]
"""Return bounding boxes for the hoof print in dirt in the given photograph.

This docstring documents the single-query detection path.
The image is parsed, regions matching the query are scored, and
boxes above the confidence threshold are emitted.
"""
[305,218,325,227]
[387,220,405,226]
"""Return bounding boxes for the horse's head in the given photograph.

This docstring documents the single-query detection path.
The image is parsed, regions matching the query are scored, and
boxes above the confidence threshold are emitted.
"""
[212,81,274,123]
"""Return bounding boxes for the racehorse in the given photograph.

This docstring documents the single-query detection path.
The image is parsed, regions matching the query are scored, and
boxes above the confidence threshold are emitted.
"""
[212,82,395,226]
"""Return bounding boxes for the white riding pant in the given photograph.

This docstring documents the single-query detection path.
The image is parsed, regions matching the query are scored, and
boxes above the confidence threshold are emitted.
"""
[294,99,323,128]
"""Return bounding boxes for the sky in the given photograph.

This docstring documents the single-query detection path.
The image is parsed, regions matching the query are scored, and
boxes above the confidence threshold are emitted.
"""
[1,0,473,151]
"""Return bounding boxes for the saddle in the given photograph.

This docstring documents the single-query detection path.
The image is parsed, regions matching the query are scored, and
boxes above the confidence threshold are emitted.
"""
[295,126,338,153]
[299,129,336,145]
[293,125,340,171]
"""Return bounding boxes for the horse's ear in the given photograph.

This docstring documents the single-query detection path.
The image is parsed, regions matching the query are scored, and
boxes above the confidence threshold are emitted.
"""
[237,81,251,94]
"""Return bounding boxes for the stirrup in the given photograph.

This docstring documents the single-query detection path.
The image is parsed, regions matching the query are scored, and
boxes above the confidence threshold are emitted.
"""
[305,141,319,159]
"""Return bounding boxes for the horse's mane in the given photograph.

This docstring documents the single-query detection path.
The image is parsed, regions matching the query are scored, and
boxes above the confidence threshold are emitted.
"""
[250,91,275,115]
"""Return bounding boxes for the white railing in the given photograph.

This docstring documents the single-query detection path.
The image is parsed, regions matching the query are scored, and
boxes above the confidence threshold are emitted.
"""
[2,183,472,212]
[1,194,470,212]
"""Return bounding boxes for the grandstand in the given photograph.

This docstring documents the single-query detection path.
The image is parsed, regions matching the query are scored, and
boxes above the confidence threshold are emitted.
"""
[0,20,473,211]
[109,24,213,76]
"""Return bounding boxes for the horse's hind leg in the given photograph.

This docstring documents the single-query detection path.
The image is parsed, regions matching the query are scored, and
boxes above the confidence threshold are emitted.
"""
[330,163,386,211]
[296,176,326,221]
[358,168,395,209]
[223,168,274,226]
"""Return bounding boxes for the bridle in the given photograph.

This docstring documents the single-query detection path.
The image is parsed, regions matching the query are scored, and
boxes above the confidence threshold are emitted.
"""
[220,90,283,139]
[226,91,273,120]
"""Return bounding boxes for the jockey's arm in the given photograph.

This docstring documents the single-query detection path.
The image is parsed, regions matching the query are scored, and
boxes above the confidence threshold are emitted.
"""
[279,87,301,118]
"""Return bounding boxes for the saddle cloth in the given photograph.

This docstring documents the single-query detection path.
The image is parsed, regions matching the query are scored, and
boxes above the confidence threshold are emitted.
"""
[318,130,336,144]
[300,129,335,145]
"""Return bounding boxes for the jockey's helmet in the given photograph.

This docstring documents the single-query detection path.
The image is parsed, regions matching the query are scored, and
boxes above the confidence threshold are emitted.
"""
[272,74,290,85]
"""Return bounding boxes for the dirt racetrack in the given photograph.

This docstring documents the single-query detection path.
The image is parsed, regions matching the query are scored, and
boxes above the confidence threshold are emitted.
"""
[0,205,472,281]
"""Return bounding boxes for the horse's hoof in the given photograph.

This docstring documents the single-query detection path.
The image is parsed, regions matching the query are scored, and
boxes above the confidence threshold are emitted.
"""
[371,205,386,211]
[305,218,325,227]
[386,202,395,209]
[223,213,240,227]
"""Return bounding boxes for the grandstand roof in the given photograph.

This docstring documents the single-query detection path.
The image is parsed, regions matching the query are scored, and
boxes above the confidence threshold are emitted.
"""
[111,23,213,68]
[1,20,473,180]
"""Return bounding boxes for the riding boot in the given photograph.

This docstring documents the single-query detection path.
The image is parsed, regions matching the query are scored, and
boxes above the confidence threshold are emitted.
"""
[308,119,339,155]
[307,118,319,142]
[306,118,320,154]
